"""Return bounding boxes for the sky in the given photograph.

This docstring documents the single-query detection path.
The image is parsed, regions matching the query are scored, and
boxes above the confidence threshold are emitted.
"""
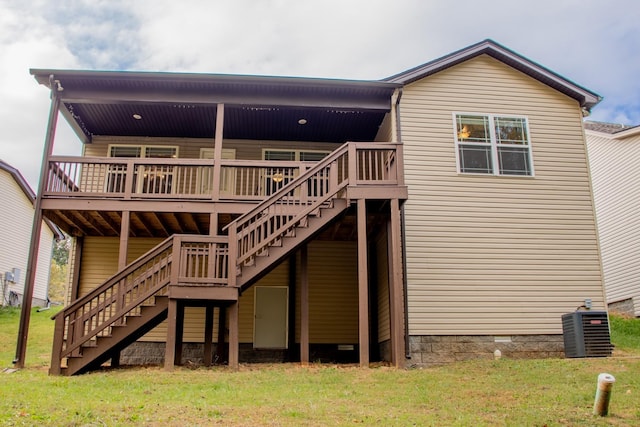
[1,0,639,188]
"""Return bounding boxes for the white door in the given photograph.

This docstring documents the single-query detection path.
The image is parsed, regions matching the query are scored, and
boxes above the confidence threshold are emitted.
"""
[199,148,236,196]
[254,286,288,349]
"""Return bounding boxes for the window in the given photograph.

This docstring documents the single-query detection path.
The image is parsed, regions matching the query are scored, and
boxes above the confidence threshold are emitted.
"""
[454,114,533,176]
[262,149,330,195]
[107,144,179,194]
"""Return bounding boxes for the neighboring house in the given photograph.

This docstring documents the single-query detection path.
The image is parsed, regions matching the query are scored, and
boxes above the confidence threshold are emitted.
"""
[0,160,61,307]
[584,121,640,317]
[26,39,606,376]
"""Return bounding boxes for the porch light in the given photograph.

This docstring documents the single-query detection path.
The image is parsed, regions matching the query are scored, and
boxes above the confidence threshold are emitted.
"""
[132,113,143,120]
[272,173,284,183]
[298,118,307,125]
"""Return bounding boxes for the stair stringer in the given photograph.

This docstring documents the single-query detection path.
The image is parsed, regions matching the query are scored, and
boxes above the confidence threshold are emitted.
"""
[65,296,169,375]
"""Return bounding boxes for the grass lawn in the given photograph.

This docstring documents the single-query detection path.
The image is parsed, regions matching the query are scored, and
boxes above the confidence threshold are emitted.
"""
[0,307,639,426]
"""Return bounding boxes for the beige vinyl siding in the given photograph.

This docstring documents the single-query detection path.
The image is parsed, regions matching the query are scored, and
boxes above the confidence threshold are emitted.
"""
[0,169,53,305]
[586,131,640,316]
[240,241,358,345]
[376,229,391,342]
[375,113,393,143]
[401,55,604,335]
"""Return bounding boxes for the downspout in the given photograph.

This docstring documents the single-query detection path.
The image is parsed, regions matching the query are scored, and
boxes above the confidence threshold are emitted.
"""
[392,88,411,360]
[401,206,410,359]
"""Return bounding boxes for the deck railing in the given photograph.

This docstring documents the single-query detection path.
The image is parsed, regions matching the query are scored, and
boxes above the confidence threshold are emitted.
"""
[43,142,401,202]
[44,157,310,200]
[50,234,229,372]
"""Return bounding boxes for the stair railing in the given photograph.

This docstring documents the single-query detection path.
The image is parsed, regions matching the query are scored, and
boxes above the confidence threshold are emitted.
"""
[50,234,229,373]
[225,141,401,283]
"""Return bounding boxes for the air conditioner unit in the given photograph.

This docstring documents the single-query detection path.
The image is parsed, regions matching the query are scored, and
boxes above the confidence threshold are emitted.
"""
[562,311,612,358]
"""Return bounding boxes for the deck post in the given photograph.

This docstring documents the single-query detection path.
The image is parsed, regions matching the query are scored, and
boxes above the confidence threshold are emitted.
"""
[175,302,184,366]
[216,306,227,363]
[204,305,214,366]
[164,298,178,371]
[388,199,405,367]
[15,76,60,368]
[211,103,224,201]
[300,245,309,365]
[357,198,369,367]
[228,301,239,369]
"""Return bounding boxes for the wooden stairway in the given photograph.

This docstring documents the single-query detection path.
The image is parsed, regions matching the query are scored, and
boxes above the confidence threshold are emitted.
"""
[50,141,401,374]
[64,295,169,375]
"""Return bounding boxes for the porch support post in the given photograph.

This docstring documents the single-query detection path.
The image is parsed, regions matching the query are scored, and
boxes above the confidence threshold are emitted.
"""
[204,305,214,366]
[118,211,130,269]
[300,245,309,365]
[69,236,84,302]
[211,103,224,201]
[357,198,369,367]
[388,199,405,367]
[228,301,239,370]
[164,298,178,371]
[15,76,60,368]
[175,302,184,366]
[216,306,227,363]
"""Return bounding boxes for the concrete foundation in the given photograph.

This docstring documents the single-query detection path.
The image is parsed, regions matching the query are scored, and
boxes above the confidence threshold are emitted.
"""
[408,334,565,367]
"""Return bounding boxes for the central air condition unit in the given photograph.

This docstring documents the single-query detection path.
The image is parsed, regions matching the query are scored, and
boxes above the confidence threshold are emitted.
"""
[561,311,612,358]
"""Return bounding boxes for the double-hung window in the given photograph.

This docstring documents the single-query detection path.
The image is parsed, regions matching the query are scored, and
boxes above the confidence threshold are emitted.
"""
[454,113,533,176]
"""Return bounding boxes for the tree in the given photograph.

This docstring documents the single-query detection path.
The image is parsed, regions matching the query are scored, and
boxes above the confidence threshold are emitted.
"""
[52,237,70,266]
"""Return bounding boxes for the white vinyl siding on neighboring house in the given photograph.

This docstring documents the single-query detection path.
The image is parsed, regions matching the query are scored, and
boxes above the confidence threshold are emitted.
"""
[0,167,54,306]
[586,130,640,316]
[400,54,604,335]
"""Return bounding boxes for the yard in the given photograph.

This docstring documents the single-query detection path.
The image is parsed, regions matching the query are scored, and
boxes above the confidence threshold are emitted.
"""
[1,307,639,426]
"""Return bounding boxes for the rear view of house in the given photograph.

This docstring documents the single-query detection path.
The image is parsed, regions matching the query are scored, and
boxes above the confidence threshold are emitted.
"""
[20,40,607,374]
[585,121,640,317]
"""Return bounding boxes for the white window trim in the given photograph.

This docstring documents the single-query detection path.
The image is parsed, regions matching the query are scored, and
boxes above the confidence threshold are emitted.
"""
[453,112,534,177]
[107,144,179,158]
[261,148,331,161]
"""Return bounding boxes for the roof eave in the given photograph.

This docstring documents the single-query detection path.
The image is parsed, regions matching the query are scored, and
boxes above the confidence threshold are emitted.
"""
[385,39,602,110]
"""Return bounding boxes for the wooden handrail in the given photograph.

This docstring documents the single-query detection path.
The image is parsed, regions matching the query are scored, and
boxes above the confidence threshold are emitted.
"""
[223,141,351,232]
[52,235,174,321]
[52,234,230,363]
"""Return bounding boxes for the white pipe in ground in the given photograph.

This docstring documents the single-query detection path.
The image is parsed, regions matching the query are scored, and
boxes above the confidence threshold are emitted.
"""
[593,373,616,416]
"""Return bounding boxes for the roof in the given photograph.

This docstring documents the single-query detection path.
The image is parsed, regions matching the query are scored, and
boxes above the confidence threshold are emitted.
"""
[584,120,640,140]
[385,39,601,112]
[0,159,36,201]
[584,120,638,134]
[0,160,65,239]
[29,70,400,144]
[30,39,601,144]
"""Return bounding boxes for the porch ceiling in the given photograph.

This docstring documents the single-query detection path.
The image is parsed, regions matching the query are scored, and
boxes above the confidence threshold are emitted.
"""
[31,69,399,144]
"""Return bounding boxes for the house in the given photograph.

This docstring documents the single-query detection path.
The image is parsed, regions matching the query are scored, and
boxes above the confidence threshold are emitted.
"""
[23,39,606,375]
[584,121,640,317]
[0,160,61,307]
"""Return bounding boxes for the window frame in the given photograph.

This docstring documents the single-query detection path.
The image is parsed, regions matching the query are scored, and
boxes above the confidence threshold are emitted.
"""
[453,112,534,177]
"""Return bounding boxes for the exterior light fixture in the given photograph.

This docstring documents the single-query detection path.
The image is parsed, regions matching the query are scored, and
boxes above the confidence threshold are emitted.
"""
[132,114,143,120]
[272,173,284,183]
[298,118,307,125]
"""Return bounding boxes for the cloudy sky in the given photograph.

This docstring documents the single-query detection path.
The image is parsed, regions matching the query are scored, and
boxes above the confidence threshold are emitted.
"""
[1,0,639,187]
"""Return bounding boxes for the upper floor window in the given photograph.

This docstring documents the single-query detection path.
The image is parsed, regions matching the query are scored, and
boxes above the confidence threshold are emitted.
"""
[454,114,533,176]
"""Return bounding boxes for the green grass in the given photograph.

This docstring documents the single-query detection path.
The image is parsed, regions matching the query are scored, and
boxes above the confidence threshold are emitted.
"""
[0,308,639,426]
[610,314,640,352]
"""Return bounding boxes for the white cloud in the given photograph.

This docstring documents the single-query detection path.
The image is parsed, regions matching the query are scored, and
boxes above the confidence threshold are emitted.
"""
[1,0,639,186]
